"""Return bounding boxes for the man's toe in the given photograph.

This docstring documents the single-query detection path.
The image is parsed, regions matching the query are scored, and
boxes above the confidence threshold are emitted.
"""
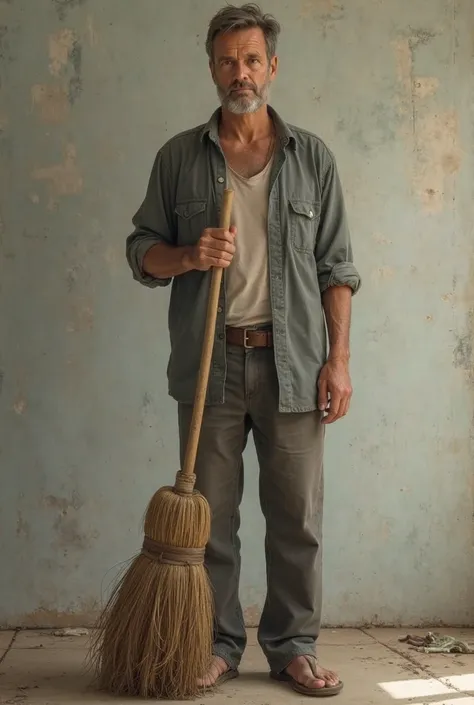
[306,675,326,689]
[316,665,341,688]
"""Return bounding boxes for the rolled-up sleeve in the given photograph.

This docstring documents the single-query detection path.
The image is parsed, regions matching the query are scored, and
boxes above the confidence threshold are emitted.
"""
[125,146,175,288]
[315,151,361,295]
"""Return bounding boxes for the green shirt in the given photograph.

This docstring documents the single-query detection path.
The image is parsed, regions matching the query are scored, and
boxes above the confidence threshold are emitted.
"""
[126,106,361,413]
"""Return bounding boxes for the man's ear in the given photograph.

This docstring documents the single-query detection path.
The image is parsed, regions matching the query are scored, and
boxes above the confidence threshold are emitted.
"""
[269,55,278,81]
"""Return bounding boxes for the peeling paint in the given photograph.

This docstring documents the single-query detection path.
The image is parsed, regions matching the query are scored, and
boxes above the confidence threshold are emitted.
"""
[452,256,474,390]
[413,77,439,100]
[406,26,436,49]
[300,0,343,17]
[48,28,75,76]
[299,0,344,35]
[31,143,83,206]
[0,22,17,63]
[392,27,460,215]
[46,29,82,105]
[52,0,87,22]
[68,40,82,104]
[454,308,474,375]
[31,84,69,123]
[412,111,461,214]
[392,38,413,121]
[392,30,436,127]
[454,329,473,372]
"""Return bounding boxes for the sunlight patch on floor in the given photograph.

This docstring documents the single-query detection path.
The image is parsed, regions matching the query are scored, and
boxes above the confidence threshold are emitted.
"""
[441,675,474,691]
[379,671,474,702]
[379,677,456,699]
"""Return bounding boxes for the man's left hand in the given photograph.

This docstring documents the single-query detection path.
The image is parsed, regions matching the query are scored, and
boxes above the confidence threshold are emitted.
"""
[317,358,352,424]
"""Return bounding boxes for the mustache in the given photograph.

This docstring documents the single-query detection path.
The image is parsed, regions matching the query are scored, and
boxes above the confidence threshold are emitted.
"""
[227,81,257,94]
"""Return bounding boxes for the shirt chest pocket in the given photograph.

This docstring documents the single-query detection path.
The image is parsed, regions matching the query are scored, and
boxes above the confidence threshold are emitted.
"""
[175,199,208,245]
[289,199,320,254]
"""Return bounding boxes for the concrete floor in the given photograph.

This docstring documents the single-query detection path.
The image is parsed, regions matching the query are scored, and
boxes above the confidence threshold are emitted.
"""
[1,628,474,704]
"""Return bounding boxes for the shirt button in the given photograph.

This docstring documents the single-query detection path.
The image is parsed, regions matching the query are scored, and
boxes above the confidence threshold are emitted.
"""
[309,210,314,218]
[217,176,225,184]
[217,306,222,313]
[218,333,224,340]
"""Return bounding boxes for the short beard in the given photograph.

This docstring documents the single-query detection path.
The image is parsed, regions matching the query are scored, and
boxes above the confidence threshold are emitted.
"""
[216,75,271,115]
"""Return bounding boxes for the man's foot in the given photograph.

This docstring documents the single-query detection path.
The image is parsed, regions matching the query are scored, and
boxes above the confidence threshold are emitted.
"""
[285,655,340,690]
[197,655,234,688]
[271,655,343,696]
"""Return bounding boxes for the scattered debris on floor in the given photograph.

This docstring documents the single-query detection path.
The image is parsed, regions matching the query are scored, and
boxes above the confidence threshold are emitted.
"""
[51,628,89,637]
[399,632,474,654]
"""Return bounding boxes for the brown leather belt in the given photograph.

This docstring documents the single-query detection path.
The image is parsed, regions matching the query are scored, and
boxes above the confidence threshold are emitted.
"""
[226,327,273,348]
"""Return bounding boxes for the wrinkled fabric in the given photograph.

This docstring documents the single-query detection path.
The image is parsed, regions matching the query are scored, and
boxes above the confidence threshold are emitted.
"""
[126,106,361,412]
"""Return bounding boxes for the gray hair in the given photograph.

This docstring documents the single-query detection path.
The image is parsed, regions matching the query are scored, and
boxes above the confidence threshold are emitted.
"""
[205,3,281,62]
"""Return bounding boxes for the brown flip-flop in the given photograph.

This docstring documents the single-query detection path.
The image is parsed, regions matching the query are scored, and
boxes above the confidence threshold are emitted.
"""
[215,668,239,687]
[270,655,343,697]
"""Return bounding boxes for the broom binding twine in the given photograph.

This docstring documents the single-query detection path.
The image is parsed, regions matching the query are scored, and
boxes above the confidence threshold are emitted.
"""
[173,470,196,496]
[141,535,205,565]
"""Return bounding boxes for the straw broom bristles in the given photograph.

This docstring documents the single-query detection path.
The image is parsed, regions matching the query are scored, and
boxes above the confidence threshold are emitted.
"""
[88,473,213,700]
[88,189,234,700]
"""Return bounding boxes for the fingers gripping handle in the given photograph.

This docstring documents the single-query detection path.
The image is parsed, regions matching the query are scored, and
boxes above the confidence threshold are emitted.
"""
[182,189,234,478]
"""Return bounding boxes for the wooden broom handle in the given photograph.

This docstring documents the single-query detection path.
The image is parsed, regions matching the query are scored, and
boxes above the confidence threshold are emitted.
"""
[182,188,234,477]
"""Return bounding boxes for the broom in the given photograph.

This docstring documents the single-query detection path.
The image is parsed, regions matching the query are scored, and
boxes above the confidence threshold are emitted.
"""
[88,188,234,700]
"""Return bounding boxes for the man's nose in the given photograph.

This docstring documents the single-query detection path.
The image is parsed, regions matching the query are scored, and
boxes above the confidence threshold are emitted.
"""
[234,60,249,83]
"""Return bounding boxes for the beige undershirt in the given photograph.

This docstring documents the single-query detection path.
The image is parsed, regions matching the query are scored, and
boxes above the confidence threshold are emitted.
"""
[225,156,273,328]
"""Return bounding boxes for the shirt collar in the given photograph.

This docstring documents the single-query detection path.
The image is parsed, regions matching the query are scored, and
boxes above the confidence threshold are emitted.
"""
[200,104,296,150]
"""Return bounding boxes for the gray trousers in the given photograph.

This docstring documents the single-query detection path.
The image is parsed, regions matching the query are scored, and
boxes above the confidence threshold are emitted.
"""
[178,343,325,674]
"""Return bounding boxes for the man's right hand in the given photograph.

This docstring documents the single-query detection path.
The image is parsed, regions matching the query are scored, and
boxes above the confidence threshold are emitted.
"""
[188,226,237,271]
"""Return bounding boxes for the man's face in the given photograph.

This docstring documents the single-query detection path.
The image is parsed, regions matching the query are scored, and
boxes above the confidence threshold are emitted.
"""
[210,27,277,115]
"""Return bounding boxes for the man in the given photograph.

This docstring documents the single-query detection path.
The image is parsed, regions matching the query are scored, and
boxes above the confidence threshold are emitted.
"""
[126,3,361,697]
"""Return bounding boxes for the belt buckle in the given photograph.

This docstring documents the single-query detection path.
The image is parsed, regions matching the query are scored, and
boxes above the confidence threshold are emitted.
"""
[243,329,254,349]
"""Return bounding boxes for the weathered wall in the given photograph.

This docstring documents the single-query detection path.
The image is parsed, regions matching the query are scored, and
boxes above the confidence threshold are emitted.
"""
[1,0,473,628]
